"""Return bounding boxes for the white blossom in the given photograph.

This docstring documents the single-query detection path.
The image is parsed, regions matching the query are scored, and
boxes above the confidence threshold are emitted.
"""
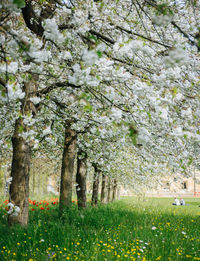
[7,202,20,217]
[7,83,25,100]
[82,50,99,66]
[30,97,41,105]
[42,18,64,44]
[6,177,13,184]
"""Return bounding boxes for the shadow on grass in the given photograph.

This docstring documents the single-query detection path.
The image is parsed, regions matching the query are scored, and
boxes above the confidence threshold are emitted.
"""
[0,198,200,260]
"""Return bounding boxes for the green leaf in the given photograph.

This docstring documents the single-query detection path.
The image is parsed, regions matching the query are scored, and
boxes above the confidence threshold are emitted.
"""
[84,102,93,112]
[146,80,152,86]
[9,75,16,82]
[197,38,200,48]
[188,158,193,166]
[1,90,6,97]
[172,86,178,96]
[39,0,47,4]
[147,112,152,120]
[89,35,97,42]
[79,92,87,100]
[18,125,24,133]
[19,42,31,53]
[13,0,26,8]
[96,50,103,58]
[156,3,173,15]
[129,126,138,145]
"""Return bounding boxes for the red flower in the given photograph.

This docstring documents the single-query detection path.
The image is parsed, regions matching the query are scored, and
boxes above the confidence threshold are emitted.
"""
[40,207,44,210]
[52,202,56,205]
[47,208,49,210]
[31,208,35,211]
[36,204,38,206]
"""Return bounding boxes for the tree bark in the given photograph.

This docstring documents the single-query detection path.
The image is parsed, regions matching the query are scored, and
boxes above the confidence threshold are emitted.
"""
[8,77,37,226]
[38,171,41,195]
[112,179,117,201]
[59,122,77,214]
[91,165,100,206]
[8,119,31,226]
[107,177,111,203]
[32,168,35,194]
[76,151,87,209]
[101,173,107,203]
[117,186,121,200]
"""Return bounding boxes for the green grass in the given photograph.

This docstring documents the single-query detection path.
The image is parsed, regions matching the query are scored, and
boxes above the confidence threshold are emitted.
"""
[0,197,200,261]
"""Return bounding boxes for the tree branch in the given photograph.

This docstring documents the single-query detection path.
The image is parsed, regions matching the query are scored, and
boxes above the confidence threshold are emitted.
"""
[21,1,44,36]
[0,77,6,87]
[116,25,172,48]
[171,21,200,51]
[89,29,115,44]
[38,81,82,95]
[21,0,57,37]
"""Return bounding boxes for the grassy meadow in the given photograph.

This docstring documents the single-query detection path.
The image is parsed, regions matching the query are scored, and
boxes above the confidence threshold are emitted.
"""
[0,196,200,261]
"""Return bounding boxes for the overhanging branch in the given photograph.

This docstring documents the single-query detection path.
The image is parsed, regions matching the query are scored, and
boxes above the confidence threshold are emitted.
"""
[89,29,115,44]
[38,81,82,95]
[171,21,200,51]
[116,25,172,48]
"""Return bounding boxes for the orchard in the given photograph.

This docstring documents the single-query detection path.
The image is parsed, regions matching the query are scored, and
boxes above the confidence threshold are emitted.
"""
[0,0,200,260]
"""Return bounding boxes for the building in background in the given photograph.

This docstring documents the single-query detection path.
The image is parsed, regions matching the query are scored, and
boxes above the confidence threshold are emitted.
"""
[147,171,200,197]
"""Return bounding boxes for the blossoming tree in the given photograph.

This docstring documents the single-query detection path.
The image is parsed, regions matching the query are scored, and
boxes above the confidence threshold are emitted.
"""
[0,0,200,226]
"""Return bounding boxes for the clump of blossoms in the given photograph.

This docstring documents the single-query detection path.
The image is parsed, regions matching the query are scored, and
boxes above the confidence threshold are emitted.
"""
[7,202,20,217]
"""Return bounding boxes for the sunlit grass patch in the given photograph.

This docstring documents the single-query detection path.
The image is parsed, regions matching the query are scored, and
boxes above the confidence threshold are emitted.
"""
[0,196,199,260]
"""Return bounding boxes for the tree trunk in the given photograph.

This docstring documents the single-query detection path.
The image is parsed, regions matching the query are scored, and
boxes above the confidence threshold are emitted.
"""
[101,173,107,203]
[8,119,31,226]
[107,177,111,203]
[8,77,37,226]
[117,186,121,200]
[44,174,48,194]
[76,151,87,209]
[38,171,41,195]
[32,168,35,194]
[3,165,6,197]
[91,165,100,206]
[59,122,77,214]
[112,179,117,201]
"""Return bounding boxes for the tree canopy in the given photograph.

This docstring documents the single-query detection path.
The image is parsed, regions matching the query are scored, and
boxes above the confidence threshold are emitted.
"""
[0,0,200,220]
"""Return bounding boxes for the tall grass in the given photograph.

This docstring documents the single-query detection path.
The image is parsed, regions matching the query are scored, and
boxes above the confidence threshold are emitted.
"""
[0,197,200,260]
